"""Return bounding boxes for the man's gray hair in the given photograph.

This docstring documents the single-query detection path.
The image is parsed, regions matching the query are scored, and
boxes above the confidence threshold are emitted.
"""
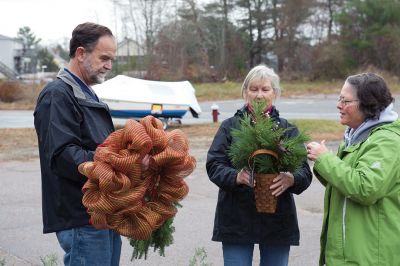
[241,64,281,98]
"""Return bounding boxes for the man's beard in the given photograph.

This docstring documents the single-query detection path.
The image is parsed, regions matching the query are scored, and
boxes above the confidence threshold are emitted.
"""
[83,58,107,85]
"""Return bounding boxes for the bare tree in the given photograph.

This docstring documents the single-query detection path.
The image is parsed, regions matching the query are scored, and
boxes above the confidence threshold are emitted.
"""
[112,0,173,69]
[270,0,314,72]
[326,0,344,39]
[182,0,210,69]
[235,0,269,67]
[308,0,344,42]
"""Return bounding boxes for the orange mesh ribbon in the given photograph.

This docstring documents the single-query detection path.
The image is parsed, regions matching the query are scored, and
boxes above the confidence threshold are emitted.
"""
[78,116,195,240]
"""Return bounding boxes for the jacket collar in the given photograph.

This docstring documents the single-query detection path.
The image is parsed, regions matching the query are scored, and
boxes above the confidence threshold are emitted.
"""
[344,103,398,147]
[57,68,87,100]
[56,68,109,110]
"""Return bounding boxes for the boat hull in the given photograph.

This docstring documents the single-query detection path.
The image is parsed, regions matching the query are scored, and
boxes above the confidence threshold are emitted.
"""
[102,99,188,119]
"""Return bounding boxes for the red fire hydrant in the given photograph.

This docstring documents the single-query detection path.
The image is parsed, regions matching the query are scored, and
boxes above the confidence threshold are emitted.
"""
[211,103,220,123]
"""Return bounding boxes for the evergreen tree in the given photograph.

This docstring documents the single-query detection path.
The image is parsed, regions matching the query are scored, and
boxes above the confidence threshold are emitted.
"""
[37,48,59,72]
[337,0,400,73]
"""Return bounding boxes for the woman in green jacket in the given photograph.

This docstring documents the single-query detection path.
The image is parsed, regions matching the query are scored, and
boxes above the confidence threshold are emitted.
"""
[307,73,400,266]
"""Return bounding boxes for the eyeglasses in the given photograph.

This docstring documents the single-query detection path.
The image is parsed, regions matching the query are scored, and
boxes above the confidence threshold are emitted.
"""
[337,97,359,106]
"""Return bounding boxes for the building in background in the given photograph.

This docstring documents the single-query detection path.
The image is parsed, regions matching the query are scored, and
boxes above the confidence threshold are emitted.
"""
[117,37,143,64]
[0,34,23,79]
[116,37,146,77]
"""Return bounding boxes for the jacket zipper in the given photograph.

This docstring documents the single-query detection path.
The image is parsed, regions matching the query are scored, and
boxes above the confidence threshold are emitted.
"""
[342,197,347,253]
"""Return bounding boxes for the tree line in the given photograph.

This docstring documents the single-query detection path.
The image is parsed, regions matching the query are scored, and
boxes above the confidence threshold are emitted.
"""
[111,0,400,82]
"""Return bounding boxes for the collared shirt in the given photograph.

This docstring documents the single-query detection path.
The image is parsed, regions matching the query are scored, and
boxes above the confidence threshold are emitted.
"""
[64,68,99,102]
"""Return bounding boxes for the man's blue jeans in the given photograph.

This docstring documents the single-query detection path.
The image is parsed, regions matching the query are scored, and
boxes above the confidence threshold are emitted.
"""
[222,242,290,266]
[56,225,121,266]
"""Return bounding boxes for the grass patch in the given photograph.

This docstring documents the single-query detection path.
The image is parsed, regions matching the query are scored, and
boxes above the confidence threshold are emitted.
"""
[281,80,342,96]
[193,81,241,102]
[40,253,59,266]
[193,79,400,102]
[0,128,38,161]
[189,247,212,266]
[193,80,344,102]
[168,123,220,138]
[174,119,344,141]
[290,119,345,141]
[0,120,343,161]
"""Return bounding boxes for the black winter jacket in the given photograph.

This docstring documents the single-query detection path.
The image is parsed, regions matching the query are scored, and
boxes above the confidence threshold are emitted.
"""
[34,69,114,233]
[206,106,312,245]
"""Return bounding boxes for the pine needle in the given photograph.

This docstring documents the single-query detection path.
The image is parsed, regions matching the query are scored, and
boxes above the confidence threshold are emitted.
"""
[130,217,175,260]
[228,101,309,174]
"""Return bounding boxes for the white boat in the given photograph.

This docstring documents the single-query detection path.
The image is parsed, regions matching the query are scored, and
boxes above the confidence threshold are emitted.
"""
[93,75,202,127]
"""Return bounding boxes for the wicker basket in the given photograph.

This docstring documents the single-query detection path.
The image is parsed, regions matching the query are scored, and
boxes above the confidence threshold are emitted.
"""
[254,173,279,213]
[249,149,279,214]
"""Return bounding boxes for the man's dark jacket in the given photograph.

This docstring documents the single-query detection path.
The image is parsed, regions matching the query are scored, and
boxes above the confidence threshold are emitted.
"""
[34,69,114,233]
[206,106,312,245]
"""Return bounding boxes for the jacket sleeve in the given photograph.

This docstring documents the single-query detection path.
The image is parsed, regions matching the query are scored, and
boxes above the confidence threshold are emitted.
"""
[313,167,328,187]
[36,87,94,182]
[283,122,313,195]
[314,130,400,205]
[289,159,313,194]
[206,120,238,190]
[313,142,346,187]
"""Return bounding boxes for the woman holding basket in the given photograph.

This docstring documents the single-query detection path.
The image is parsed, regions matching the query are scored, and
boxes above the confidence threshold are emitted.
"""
[206,65,312,266]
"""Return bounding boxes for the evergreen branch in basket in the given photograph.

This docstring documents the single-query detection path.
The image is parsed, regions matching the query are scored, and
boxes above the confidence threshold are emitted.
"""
[228,101,309,175]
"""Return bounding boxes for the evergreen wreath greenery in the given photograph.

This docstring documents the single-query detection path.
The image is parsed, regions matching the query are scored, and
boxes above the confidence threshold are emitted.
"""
[129,202,183,260]
[228,101,310,175]
[130,217,175,260]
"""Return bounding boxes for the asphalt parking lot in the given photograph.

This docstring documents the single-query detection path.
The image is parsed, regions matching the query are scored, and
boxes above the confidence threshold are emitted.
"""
[0,138,337,265]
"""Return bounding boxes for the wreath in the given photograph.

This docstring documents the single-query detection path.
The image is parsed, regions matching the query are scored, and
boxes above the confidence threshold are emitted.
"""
[78,116,196,259]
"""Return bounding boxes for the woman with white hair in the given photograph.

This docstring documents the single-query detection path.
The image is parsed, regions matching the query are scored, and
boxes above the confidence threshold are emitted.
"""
[206,65,312,266]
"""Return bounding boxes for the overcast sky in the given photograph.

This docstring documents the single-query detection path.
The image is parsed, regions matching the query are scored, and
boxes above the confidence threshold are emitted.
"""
[1,0,214,47]
[0,0,116,45]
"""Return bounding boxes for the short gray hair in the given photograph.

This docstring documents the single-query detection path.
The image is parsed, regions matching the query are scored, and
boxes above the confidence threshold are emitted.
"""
[241,64,281,98]
[346,73,394,120]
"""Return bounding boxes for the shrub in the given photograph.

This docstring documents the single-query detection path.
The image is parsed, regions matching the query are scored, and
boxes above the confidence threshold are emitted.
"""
[0,81,26,102]
[0,80,44,109]
[310,41,352,80]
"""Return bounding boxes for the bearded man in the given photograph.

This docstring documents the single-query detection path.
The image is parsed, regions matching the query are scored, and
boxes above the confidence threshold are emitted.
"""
[34,22,121,266]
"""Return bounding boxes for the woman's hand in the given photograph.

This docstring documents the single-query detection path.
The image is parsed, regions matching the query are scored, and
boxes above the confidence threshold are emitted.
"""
[270,172,295,196]
[307,140,329,161]
[236,168,254,187]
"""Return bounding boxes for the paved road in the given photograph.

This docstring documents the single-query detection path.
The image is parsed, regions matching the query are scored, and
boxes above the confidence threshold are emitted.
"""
[0,152,330,266]
[0,96,342,129]
[2,96,400,129]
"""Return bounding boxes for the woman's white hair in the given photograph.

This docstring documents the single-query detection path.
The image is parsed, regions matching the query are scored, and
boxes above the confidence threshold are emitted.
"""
[241,64,281,98]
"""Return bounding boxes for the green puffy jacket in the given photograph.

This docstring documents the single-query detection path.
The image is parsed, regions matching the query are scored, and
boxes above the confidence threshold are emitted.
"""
[314,120,400,266]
